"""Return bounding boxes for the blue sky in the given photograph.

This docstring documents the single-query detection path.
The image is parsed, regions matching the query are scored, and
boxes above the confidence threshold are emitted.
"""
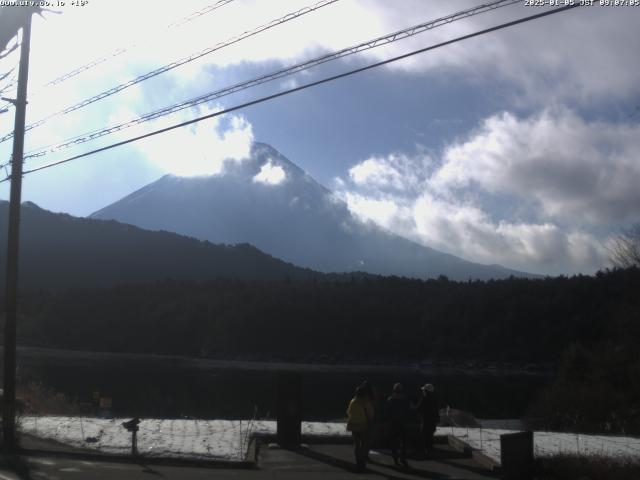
[1,0,639,275]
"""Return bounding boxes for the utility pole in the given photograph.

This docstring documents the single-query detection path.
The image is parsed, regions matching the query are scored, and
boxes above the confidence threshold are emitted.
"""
[3,13,32,450]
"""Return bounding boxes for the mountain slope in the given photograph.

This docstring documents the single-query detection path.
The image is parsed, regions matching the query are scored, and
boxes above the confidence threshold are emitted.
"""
[92,143,531,280]
[0,201,319,290]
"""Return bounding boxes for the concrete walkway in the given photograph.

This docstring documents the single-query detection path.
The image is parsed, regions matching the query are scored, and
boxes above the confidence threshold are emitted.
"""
[259,443,498,479]
[0,442,498,479]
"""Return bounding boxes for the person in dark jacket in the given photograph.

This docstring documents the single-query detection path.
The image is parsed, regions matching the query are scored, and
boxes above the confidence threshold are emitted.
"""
[385,382,411,467]
[361,380,377,411]
[360,380,377,460]
[416,383,439,456]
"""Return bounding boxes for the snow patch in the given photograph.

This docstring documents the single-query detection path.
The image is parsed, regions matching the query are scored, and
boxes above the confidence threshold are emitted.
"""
[253,159,286,185]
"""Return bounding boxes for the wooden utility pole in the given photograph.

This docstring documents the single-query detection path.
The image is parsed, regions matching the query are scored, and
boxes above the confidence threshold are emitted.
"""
[3,13,32,450]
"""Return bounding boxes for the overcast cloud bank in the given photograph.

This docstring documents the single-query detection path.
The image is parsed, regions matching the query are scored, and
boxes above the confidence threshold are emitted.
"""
[338,109,640,275]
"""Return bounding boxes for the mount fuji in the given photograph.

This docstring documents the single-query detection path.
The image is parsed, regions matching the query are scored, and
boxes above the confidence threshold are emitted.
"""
[91,143,530,280]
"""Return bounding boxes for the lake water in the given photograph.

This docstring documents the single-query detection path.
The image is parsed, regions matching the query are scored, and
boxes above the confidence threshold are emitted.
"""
[10,347,552,421]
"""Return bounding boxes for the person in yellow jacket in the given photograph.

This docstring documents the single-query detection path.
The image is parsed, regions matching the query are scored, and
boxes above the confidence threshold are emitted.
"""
[346,385,374,471]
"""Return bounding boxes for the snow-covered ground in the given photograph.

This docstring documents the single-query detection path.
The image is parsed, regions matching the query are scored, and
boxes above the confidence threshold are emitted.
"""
[437,426,640,464]
[18,417,640,464]
[18,417,348,461]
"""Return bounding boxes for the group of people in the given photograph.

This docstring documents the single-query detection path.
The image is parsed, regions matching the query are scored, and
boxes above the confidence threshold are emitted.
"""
[346,380,439,471]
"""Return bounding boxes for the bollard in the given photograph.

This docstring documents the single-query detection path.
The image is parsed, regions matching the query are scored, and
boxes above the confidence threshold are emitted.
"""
[276,372,302,448]
[500,431,533,480]
[122,418,141,456]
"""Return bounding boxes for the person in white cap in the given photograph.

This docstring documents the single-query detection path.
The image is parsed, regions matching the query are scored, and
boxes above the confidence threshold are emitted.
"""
[416,383,439,456]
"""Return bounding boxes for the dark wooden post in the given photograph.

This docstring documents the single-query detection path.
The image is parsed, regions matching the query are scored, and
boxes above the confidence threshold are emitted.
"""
[276,372,302,447]
[122,418,141,456]
[500,431,534,480]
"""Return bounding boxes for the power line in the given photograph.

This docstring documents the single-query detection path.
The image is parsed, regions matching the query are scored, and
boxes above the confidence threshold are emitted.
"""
[0,0,340,145]
[0,0,237,94]
[0,48,21,112]
[44,0,236,88]
[0,0,236,112]
[166,0,235,29]
[0,65,18,92]
[0,3,581,183]
[21,0,521,161]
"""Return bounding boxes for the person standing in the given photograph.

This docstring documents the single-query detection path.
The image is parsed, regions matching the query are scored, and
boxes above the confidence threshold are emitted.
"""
[386,382,411,467]
[360,380,377,412]
[346,385,374,472]
[416,383,439,456]
[360,380,376,460]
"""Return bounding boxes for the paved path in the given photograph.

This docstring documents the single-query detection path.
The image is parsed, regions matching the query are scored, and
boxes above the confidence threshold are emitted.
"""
[258,443,498,479]
[0,443,498,479]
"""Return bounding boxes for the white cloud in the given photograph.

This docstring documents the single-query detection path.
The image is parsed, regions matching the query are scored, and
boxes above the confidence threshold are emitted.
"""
[18,0,639,141]
[348,2,640,105]
[253,158,286,185]
[107,105,254,177]
[410,193,605,274]
[127,1,638,107]
[337,109,640,274]
[279,77,299,91]
[349,157,403,189]
[29,0,637,112]
[343,192,399,227]
[347,152,435,193]
[433,109,640,224]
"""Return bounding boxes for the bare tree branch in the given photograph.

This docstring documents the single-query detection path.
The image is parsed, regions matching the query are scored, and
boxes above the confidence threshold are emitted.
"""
[0,42,18,60]
[609,223,640,269]
[0,65,15,83]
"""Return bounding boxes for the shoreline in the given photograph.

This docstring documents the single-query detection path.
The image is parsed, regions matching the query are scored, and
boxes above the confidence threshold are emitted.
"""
[10,346,554,377]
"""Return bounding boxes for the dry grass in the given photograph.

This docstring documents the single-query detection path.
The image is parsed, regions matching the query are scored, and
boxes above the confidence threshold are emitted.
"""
[537,454,640,480]
[16,381,79,416]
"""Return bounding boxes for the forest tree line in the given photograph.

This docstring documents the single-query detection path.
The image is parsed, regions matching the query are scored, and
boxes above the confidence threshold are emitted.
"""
[6,267,637,363]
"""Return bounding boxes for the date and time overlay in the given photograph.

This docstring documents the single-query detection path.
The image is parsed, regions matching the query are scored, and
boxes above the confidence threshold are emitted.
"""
[525,0,638,6]
[1,0,639,8]
[0,0,639,8]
